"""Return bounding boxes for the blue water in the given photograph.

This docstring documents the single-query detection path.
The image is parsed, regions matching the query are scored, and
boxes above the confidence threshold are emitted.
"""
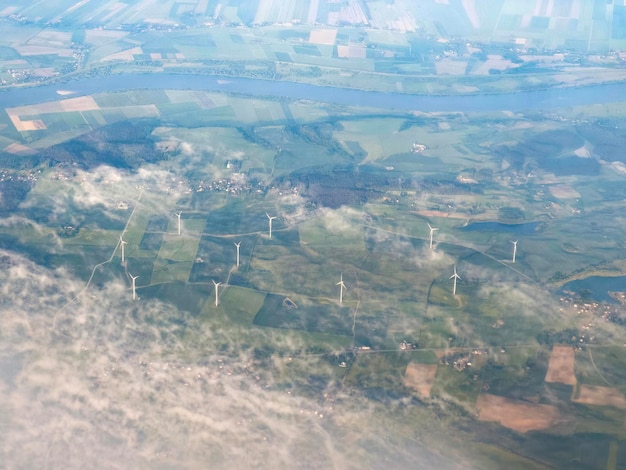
[560,276,626,303]
[460,221,541,234]
[3,73,626,112]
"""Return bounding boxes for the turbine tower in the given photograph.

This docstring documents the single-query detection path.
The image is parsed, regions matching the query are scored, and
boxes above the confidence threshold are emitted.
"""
[212,280,221,307]
[266,213,277,239]
[427,223,439,250]
[511,240,518,263]
[129,273,139,300]
[175,212,182,236]
[450,265,461,296]
[337,273,346,304]
[119,235,127,264]
[234,241,241,267]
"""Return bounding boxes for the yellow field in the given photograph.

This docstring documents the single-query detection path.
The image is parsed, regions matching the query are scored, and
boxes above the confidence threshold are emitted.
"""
[403,363,437,398]
[3,143,36,155]
[476,393,566,433]
[545,345,576,385]
[549,184,582,199]
[7,96,100,132]
[573,385,626,410]
[102,46,143,62]
[309,29,337,45]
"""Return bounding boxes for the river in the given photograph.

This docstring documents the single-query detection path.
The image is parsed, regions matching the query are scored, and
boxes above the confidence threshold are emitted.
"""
[3,73,626,112]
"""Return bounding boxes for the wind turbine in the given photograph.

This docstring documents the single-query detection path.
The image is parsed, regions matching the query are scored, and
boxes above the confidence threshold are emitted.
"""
[175,211,182,236]
[212,280,221,307]
[266,213,277,239]
[337,273,346,304]
[234,241,241,267]
[511,240,518,263]
[427,223,439,250]
[450,265,461,296]
[129,273,139,300]
[119,235,127,264]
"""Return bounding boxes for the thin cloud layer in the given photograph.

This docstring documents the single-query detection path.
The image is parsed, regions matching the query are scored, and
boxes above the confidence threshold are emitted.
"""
[20,164,189,224]
[0,250,463,469]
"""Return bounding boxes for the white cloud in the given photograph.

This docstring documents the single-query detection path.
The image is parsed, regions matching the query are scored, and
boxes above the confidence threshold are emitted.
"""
[318,205,366,235]
[0,249,461,469]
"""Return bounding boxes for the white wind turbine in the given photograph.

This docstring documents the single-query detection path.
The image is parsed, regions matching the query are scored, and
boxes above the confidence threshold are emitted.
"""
[511,240,518,263]
[212,280,221,307]
[266,213,277,239]
[337,273,346,304]
[129,273,139,300]
[119,235,127,264]
[450,265,461,296]
[234,241,241,267]
[175,211,182,236]
[427,223,439,250]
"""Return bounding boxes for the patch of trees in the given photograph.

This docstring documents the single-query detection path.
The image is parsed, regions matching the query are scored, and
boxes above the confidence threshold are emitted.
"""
[477,168,493,182]
[418,175,484,195]
[363,386,409,404]
[57,225,79,238]
[498,206,525,222]
[481,356,548,399]
[323,351,355,367]
[285,122,353,159]
[501,62,553,74]
[278,166,483,209]
[196,59,277,79]
[536,328,580,347]
[398,117,431,131]
[252,345,274,360]
[237,126,275,149]
[0,179,32,215]
[294,66,322,78]
[279,165,388,208]
[37,119,167,171]
[502,50,524,64]
[492,129,584,170]
[575,122,626,163]
[539,155,600,176]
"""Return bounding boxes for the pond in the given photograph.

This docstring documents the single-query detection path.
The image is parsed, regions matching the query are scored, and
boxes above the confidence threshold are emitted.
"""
[560,275,626,303]
[460,221,542,235]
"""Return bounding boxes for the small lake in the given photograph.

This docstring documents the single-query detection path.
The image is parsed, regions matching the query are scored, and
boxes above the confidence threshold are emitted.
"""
[460,221,541,235]
[560,276,626,303]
